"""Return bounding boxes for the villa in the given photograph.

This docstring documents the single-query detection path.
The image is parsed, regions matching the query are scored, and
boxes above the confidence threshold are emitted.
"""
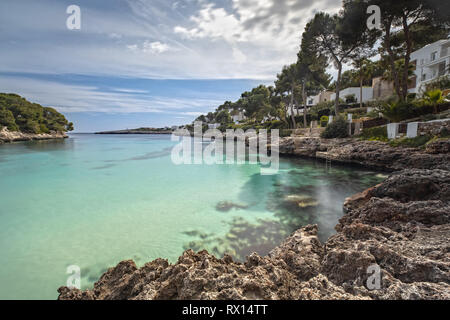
[330,87,373,104]
[231,111,246,124]
[410,38,450,94]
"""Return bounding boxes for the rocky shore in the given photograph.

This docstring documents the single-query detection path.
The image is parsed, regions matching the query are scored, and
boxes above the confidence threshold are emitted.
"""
[58,166,449,300]
[0,127,68,143]
[279,136,450,171]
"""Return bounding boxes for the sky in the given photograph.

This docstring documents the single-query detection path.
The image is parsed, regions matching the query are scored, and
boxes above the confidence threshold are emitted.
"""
[0,0,342,132]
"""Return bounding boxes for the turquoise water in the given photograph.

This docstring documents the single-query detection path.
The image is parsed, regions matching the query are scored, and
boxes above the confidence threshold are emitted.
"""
[0,134,385,299]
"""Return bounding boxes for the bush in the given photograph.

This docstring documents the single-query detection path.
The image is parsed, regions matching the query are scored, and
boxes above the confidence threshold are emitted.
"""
[345,94,357,104]
[389,135,433,148]
[320,117,349,139]
[280,129,293,138]
[320,116,329,127]
[380,100,415,122]
[360,126,388,141]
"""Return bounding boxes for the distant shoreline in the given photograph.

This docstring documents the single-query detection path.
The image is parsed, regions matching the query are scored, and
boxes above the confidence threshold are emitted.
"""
[95,129,173,135]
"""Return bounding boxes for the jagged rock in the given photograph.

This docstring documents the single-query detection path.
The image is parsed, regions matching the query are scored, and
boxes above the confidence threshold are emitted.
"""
[279,136,450,171]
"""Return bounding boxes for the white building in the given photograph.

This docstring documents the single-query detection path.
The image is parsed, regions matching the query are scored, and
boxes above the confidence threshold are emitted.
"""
[231,111,246,124]
[208,123,221,129]
[330,87,373,104]
[306,91,333,106]
[410,38,450,94]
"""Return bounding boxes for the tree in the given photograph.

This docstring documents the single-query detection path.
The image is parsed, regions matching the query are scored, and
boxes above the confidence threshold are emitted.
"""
[297,44,331,127]
[366,0,450,100]
[302,6,377,115]
[351,58,375,108]
[0,93,73,133]
[215,110,232,125]
[0,108,18,131]
[275,64,302,129]
[423,89,444,114]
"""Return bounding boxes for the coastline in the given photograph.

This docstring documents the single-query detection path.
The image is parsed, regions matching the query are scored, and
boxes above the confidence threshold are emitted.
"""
[58,132,450,300]
[95,130,173,135]
[0,128,68,144]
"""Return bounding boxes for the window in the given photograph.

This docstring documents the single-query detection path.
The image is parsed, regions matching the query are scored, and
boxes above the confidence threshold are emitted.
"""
[431,51,438,61]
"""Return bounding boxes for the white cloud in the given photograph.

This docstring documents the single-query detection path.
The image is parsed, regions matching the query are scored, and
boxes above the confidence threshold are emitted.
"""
[0,76,224,113]
[0,0,343,80]
[143,41,170,54]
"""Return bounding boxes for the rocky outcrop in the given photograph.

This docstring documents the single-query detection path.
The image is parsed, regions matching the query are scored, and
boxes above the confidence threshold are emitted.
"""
[58,169,450,300]
[0,127,68,143]
[279,136,450,171]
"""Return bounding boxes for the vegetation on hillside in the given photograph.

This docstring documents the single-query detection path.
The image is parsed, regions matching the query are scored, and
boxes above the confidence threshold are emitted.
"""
[0,93,73,133]
[187,1,449,134]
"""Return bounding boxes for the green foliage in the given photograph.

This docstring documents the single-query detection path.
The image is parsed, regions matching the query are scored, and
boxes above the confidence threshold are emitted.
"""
[360,126,388,142]
[389,135,433,148]
[423,89,444,114]
[320,117,349,139]
[0,108,19,131]
[280,129,293,138]
[345,94,357,104]
[215,110,232,125]
[0,93,73,133]
[380,90,450,122]
[424,75,450,92]
[320,116,329,127]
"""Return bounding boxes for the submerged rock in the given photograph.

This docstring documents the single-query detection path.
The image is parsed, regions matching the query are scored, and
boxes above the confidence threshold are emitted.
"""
[58,169,450,300]
[215,201,248,212]
[283,195,318,208]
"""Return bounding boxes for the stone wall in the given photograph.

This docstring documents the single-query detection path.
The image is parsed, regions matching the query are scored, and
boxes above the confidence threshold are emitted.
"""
[418,119,450,136]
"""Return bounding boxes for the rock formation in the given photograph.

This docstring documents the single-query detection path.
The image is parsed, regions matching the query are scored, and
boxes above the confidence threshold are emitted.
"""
[279,136,450,171]
[0,127,68,143]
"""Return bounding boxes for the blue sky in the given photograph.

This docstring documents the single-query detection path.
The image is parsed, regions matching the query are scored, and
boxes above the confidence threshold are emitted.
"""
[0,0,341,132]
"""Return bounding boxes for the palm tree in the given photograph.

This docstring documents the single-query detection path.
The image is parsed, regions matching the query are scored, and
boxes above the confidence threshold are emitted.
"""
[352,58,375,108]
[423,89,444,114]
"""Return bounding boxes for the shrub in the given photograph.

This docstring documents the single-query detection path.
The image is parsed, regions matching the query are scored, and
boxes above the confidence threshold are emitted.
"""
[280,129,293,138]
[320,116,329,127]
[380,100,415,122]
[424,75,450,92]
[389,135,433,148]
[423,89,444,114]
[320,117,349,139]
[345,94,357,104]
[360,126,388,141]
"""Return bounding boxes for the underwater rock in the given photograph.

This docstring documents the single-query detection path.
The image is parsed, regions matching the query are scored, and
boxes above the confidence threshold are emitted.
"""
[215,201,249,212]
[283,195,318,208]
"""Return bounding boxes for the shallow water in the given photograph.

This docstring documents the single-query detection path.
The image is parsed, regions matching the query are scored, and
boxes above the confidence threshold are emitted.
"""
[0,134,385,299]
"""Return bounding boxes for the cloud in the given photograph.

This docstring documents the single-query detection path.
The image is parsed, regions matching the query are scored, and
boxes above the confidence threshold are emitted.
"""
[0,0,343,80]
[0,75,224,114]
[143,41,170,54]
